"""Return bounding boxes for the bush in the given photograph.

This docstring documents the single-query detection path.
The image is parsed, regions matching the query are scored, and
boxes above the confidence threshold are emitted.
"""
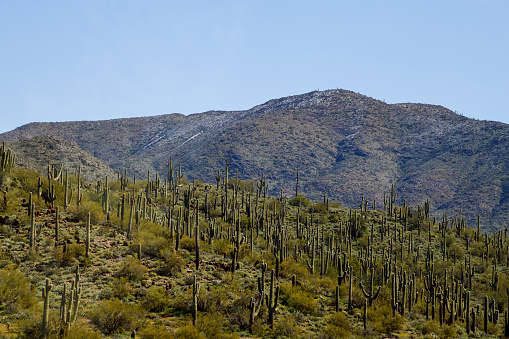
[179,236,196,252]
[89,299,144,335]
[0,265,36,313]
[196,313,225,339]
[141,286,171,312]
[131,221,172,258]
[273,314,301,338]
[117,255,148,280]
[68,199,105,224]
[279,258,309,280]
[52,243,86,266]
[174,323,205,339]
[368,304,404,334]
[212,239,234,256]
[288,195,311,207]
[281,283,317,314]
[321,312,352,339]
[107,277,134,299]
[159,252,186,277]
[198,285,228,313]
[63,321,102,339]
[139,324,174,339]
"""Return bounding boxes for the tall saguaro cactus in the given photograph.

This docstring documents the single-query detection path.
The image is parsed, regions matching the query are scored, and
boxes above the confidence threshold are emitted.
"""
[192,275,200,325]
[42,278,53,338]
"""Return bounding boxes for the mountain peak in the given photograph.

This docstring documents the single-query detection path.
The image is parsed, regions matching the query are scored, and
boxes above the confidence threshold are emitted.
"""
[1,89,508,231]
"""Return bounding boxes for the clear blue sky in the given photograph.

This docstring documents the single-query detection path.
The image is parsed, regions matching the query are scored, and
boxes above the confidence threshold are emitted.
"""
[1,1,508,134]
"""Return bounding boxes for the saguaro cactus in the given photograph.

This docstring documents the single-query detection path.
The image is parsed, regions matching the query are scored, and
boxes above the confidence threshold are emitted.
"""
[42,278,53,338]
[86,213,91,257]
[267,269,279,328]
[192,275,200,325]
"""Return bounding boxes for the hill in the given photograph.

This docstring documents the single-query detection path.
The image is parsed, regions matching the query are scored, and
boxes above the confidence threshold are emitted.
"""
[6,135,116,183]
[1,89,508,231]
[0,144,508,338]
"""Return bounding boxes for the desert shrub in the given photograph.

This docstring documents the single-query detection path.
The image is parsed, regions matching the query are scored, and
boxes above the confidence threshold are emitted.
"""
[288,195,311,207]
[107,277,134,299]
[279,258,309,280]
[198,285,228,313]
[174,323,205,339]
[170,289,192,311]
[328,213,339,223]
[17,308,61,339]
[141,286,171,312]
[368,304,404,334]
[52,243,86,266]
[159,252,186,277]
[273,314,301,338]
[196,313,226,339]
[89,298,144,335]
[117,255,148,280]
[212,238,234,256]
[68,199,105,224]
[309,202,328,214]
[0,265,36,313]
[320,311,351,338]
[281,283,317,314]
[179,236,196,252]
[421,320,441,336]
[139,324,174,339]
[131,221,172,258]
[63,321,102,339]
[227,291,253,330]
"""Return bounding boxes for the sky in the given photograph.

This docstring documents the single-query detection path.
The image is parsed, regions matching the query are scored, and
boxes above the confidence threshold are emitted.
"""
[1,1,508,134]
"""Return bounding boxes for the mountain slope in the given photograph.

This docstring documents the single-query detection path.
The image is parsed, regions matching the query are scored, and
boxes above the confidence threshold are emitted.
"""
[6,135,116,183]
[2,89,508,230]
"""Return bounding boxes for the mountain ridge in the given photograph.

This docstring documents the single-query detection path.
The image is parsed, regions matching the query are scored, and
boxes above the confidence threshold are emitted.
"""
[2,89,508,231]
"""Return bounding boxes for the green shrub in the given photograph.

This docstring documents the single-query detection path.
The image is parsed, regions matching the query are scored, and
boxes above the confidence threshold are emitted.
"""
[0,265,36,313]
[422,320,455,338]
[68,199,105,224]
[141,286,171,312]
[17,308,60,339]
[368,304,404,334]
[196,313,226,339]
[117,255,148,280]
[174,323,205,339]
[281,283,317,314]
[321,312,352,339]
[63,321,102,339]
[197,285,228,313]
[159,252,186,277]
[279,258,309,280]
[131,221,172,258]
[179,236,196,252]
[139,324,174,339]
[288,195,311,207]
[89,299,144,335]
[273,314,301,338]
[211,239,233,256]
[107,277,134,299]
[52,243,86,266]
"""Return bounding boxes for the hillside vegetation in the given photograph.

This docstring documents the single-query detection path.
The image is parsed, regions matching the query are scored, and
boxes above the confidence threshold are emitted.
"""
[1,143,509,338]
[2,89,509,231]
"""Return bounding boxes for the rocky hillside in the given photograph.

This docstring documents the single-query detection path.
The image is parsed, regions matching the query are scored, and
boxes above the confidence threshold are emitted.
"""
[5,135,116,183]
[2,89,508,231]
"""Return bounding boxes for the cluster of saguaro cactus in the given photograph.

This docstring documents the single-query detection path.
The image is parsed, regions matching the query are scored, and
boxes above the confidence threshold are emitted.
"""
[40,266,82,337]
[12,154,509,337]
[60,266,82,329]
[0,142,15,173]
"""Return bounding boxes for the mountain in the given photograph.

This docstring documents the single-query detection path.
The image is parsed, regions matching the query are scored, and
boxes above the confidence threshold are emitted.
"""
[5,135,116,183]
[1,89,508,231]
